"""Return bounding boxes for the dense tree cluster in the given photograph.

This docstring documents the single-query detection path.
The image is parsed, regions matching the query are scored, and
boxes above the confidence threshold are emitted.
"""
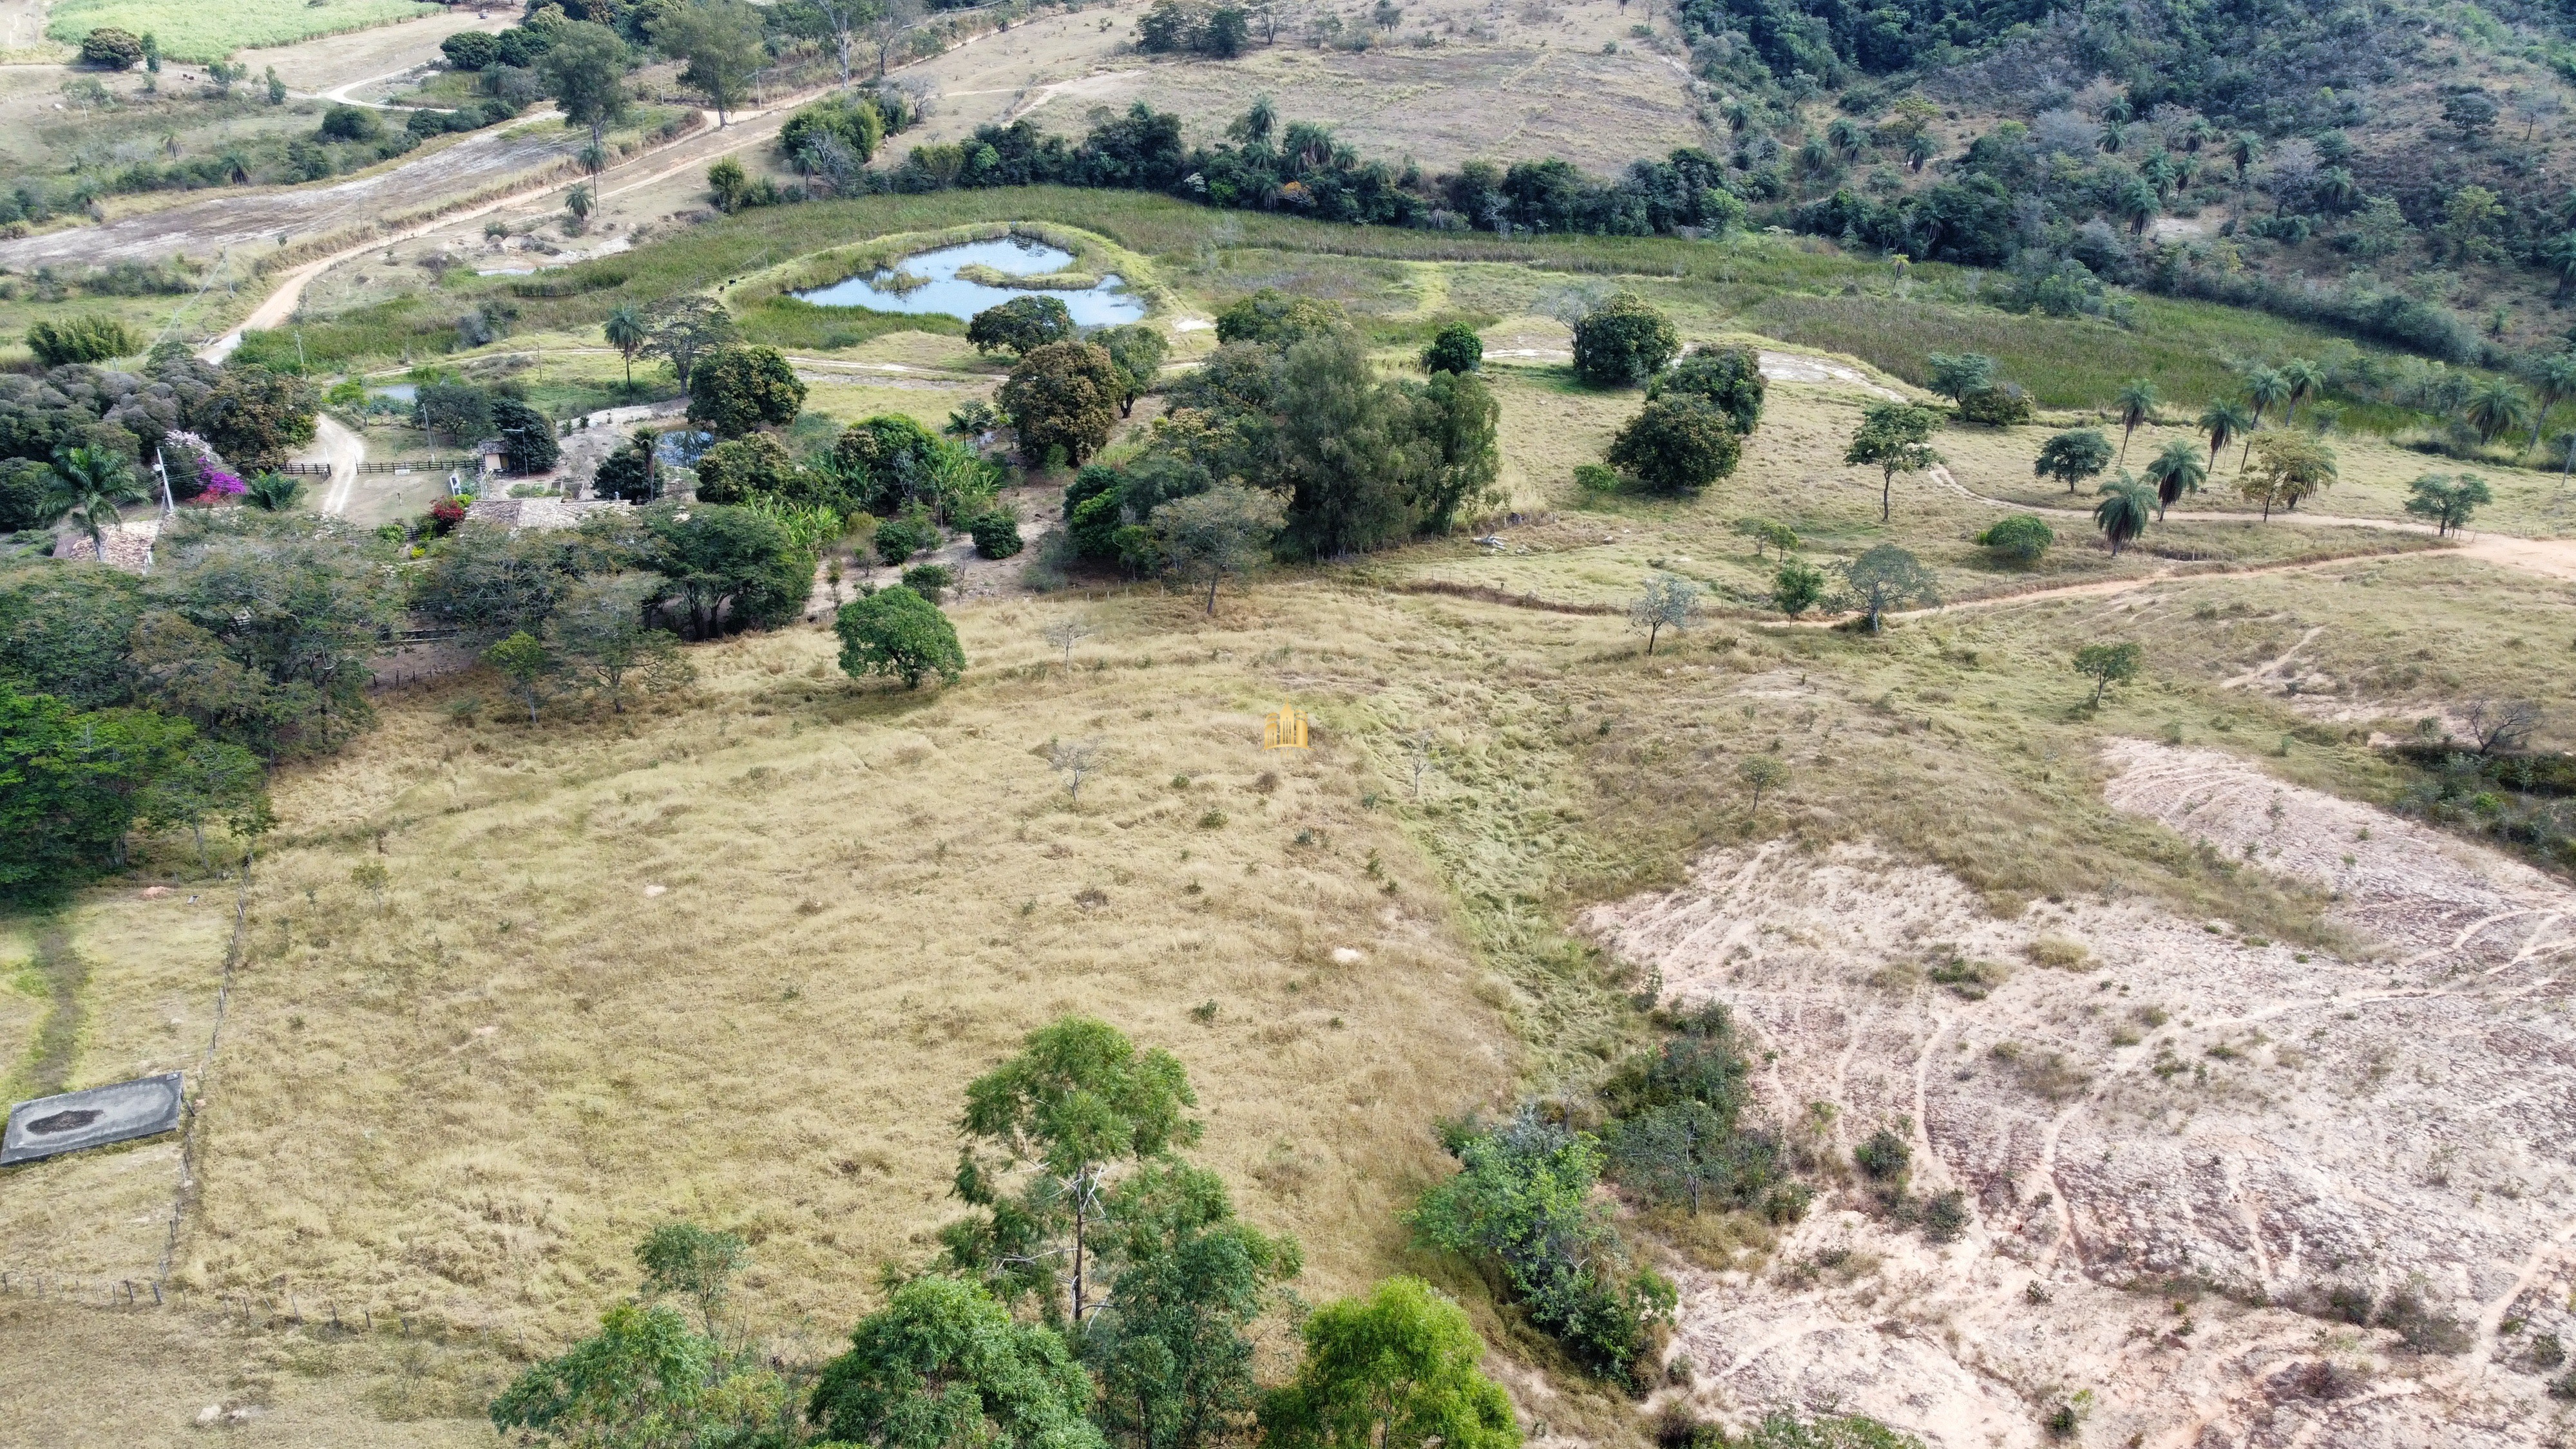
[854,99,1750,237]
[0,349,317,530]
[492,1016,1561,1449]
[1056,292,1496,576]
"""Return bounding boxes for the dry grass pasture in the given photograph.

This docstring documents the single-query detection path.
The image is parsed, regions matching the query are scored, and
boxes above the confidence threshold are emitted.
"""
[15,182,2576,1447]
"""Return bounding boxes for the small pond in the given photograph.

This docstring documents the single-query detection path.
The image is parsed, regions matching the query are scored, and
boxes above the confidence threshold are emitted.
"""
[792,237,1145,324]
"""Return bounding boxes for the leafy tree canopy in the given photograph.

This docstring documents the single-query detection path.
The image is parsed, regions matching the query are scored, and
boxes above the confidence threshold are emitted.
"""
[1570,293,1679,387]
[810,1276,1106,1449]
[969,296,1078,356]
[835,584,965,688]
[1258,1278,1521,1449]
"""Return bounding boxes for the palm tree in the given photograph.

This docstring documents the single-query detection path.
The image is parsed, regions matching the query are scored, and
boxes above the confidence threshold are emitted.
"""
[2228,131,2261,185]
[47,445,147,560]
[2199,401,2253,473]
[2094,477,2155,556]
[604,305,647,386]
[2544,231,2576,301]
[2464,377,2535,447]
[2243,366,2291,428]
[2527,351,2576,455]
[2115,378,2159,462]
[2141,440,2206,519]
[2278,358,2323,422]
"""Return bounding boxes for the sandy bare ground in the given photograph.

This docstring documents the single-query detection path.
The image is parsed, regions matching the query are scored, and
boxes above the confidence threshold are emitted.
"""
[0,123,582,271]
[1581,741,2576,1448]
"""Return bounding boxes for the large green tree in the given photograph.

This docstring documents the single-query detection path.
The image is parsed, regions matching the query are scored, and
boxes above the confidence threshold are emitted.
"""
[942,1016,1201,1326]
[651,0,766,124]
[1,682,194,900]
[1212,289,1342,347]
[1923,352,1995,407]
[1156,485,1285,615]
[1646,343,1765,434]
[643,297,739,391]
[1569,293,1678,387]
[144,513,400,757]
[552,572,692,712]
[1098,324,1170,417]
[1844,403,1943,522]
[808,1276,1106,1449]
[642,502,807,637]
[1419,323,1482,377]
[2033,428,2113,493]
[692,433,799,504]
[1089,1164,1301,1449]
[537,20,632,164]
[194,365,318,473]
[1272,329,1418,558]
[0,564,141,708]
[1000,343,1121,467]
[834,585,965,689]
[1606,395,1740,496]
[687,346,806,439]
[969,296,1078,357]
[1257,1278,1521,1449]
[136,735,265,870]
[2403,472,2493,535]
[1407,369,1500,533]
[1838,543,1938,632]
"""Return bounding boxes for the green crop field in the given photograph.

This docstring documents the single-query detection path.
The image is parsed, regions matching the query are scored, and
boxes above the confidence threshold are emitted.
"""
[45,0,440,62]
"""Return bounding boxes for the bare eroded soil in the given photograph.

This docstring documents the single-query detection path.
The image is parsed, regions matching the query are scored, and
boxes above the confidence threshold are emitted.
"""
[1582,741,2576,1448]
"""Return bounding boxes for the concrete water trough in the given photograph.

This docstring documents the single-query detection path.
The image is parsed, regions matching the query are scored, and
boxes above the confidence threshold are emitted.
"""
[3,1074,184,1166]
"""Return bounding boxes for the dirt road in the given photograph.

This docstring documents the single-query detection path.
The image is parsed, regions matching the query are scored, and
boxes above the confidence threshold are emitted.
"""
[1926,464,2576,582]
[306,415,365,515]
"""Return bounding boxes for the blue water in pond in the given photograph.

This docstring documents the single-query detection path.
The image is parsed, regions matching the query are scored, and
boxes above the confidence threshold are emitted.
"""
[791,238,1145,324]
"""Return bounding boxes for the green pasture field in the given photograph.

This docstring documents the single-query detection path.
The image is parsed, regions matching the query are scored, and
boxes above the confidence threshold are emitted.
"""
[46,0,441,62]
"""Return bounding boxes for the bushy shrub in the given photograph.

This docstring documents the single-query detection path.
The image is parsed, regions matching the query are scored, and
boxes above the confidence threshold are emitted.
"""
[1853,1128,1911,1184]
[1409,1112,1675,1387]
[79,27,143,69]
[1420,322,1483,375]
[780,93,885,166]
[1571,292,1679,387]
[1922,1189,1970,1242]
[1572,462,1619,492]
[26,315,137,366]
[970,509,1024,558]
[872,512,939,565]
[1648,344,1765,434]
[1976,514,2054,562]
[441,30,501,69]
[834,585,964,688]
[319,105,381,142]
[900,563,954,601]
[1956,384,2033,426]
[692,434,795,505]
[1607,395,1741,495]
